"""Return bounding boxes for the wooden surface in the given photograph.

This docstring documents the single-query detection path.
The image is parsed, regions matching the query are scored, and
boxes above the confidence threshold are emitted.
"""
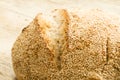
[0,0,120,80]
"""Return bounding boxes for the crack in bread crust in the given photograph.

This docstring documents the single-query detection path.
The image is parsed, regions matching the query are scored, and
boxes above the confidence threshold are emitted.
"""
[35,9,70,70]
[53,9,69,70]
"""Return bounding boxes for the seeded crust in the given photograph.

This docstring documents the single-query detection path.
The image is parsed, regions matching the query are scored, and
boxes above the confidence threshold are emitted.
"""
[12,9,120,80]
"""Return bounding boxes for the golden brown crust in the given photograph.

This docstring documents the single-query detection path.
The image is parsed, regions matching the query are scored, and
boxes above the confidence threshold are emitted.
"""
[12,9,120,80]
[12,19,56,80]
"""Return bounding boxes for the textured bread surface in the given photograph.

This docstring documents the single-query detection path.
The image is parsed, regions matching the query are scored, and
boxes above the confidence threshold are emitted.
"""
[12,9,120,80]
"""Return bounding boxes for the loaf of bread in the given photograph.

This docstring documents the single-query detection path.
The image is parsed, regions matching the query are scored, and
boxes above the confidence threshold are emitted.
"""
[12,9,120,80]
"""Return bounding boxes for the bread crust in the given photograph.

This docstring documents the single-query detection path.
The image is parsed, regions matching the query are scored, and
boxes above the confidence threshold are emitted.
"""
[12,19,56,80]
[12,9,120,80]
